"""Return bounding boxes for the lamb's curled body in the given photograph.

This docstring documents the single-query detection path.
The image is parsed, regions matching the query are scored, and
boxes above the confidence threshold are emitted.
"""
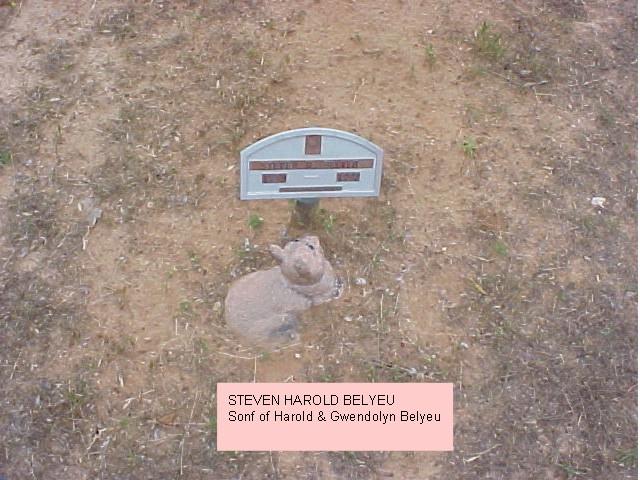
[225,235,341,344]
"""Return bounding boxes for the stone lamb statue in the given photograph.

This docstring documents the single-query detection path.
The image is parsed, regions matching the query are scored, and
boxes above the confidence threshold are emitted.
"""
[225,235,342,345]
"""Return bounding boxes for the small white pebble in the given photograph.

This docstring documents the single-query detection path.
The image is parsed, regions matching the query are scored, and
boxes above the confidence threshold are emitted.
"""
[460,342,469,349]
[355,277,367,286]
[294,353,301,359]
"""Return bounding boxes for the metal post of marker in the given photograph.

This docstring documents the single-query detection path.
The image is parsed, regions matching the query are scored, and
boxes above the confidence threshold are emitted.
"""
[294,197,319,225]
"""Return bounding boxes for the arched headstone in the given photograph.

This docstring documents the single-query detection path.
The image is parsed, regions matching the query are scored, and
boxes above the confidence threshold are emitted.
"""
[240,128,383,200]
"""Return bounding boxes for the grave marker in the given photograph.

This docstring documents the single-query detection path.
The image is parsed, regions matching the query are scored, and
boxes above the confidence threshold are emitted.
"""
[240,128,383,201]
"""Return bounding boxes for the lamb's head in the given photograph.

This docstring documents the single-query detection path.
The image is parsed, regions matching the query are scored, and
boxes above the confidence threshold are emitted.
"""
[269,235,326,286]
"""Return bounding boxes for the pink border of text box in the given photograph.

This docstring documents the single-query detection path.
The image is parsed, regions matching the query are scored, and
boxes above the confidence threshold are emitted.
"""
[217,383,453,451]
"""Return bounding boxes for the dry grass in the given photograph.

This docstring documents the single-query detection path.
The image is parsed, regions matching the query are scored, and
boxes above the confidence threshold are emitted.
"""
[0,0,636,479]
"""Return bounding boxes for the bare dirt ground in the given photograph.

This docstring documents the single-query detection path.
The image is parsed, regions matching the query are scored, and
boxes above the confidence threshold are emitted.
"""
[0,1,637,479]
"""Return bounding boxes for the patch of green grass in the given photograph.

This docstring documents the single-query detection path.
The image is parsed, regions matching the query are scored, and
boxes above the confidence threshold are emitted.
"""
[179,300,192,315]
[462,136,477,157]
[194,337,209,353]
[424,44,436,67]
[235,244,253,260]
[126,450,139,466]
[408,63,417,82]
[474,21,505,61]
[214,175,228,188]
[245,47,261,62]
[462,65,488,81]
[557,463,588,477]
[188,250,202,269]
[65,379,89,413]
[317,208,335,233]
[260,18,275,30]
[66,389,85,409]
[105,332,133,354]
[596,106,615,127]
[493,239,508,256]
[616,446,637,467]
[370,252,382,271]
[209,416,217,434]
[0,150,12,166]
[248,213,264,230]
[95,7,136,39]
[375,203,398,232]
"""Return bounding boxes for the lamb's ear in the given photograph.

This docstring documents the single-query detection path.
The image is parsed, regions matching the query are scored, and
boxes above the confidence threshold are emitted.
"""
[269,245,285,263]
